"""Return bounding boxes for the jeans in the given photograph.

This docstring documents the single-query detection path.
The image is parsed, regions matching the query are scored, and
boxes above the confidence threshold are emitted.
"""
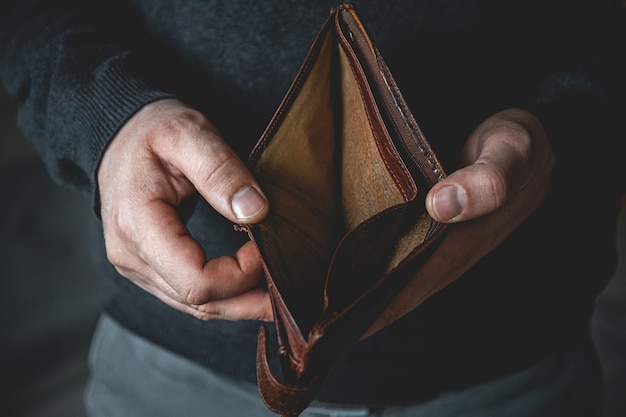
[85,314,603,417]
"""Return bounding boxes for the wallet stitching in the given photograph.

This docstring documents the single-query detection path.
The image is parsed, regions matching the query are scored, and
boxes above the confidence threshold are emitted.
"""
[377,51,446,183]
[335,11,414,202]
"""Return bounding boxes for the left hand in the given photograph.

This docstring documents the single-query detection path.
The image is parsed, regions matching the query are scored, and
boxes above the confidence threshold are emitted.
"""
[365,108,555,337]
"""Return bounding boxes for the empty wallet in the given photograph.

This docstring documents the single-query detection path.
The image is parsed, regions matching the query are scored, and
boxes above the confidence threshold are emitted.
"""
[238,3,448,416]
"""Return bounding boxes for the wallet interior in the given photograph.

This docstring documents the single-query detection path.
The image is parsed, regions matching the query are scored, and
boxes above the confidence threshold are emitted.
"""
[250,24,434,335]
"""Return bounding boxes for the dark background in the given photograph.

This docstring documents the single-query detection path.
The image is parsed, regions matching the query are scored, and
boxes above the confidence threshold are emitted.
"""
[1,87,625,416]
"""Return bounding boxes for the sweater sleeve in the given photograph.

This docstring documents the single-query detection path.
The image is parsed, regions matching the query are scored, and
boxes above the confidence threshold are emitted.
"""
[0,0,175,200]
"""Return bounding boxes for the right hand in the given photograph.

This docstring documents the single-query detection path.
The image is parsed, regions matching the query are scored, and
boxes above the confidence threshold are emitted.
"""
[97,98,273,322]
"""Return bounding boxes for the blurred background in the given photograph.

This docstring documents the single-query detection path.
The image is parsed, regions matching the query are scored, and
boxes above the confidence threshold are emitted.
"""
[0,88,111,416]
[1,86,625,417]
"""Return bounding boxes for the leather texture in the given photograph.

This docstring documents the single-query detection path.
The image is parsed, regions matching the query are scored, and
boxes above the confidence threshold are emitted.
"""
[240,4,448,415]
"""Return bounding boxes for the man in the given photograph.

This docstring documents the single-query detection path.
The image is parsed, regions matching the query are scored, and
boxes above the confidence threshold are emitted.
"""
[2,1,624,416]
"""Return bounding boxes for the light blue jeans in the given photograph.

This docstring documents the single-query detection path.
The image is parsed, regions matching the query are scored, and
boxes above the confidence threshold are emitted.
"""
[85,314,603,417]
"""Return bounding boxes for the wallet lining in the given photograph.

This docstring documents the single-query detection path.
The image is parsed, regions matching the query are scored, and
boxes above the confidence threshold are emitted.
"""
[253,25,430,333]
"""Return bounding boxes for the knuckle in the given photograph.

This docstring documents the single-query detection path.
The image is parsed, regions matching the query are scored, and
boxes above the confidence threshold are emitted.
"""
[189,309,213,321]
[197,151,241,190]
[160,107,206,137]
[485,166,508,209]
[148,106,211,154]
[103,240,127,268]
[103,222,135,268]
[181,284,215,306]
[190,302,223,321]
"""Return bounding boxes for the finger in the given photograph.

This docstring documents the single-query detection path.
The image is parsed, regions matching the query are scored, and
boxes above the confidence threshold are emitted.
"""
[116,266,225,321]
[116,244,271,322]
[136,200,265,305]
[193,288,274,322]
[149,105,269,224]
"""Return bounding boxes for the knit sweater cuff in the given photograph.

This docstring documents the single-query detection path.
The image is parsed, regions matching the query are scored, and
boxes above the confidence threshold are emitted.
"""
[72,63,176,217]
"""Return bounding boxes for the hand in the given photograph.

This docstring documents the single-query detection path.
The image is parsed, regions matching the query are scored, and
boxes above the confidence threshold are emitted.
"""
[366,108,555,337]
[97,99,273,321]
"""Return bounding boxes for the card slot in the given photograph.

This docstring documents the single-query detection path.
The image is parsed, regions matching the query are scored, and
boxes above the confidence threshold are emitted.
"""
[258,216,333,331]
[254,179,341,334]
[322,203,417,314]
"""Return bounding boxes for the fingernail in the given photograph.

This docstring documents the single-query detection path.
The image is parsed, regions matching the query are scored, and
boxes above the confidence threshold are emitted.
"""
[432,185,464,221]
[232,186,267,222]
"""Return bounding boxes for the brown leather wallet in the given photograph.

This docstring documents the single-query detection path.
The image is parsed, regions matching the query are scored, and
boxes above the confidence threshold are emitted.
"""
[238,3,448,416]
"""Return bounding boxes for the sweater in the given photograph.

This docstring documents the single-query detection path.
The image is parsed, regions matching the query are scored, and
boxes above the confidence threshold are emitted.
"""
[2,0,625,406]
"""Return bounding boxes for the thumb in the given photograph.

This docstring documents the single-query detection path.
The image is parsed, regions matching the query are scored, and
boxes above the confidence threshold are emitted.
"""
[425,163,507,223]
[150,100,269,224]
[425,109,542,223]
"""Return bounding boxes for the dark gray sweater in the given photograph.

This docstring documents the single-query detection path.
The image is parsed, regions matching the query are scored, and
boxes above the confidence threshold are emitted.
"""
[2,0,625,406]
